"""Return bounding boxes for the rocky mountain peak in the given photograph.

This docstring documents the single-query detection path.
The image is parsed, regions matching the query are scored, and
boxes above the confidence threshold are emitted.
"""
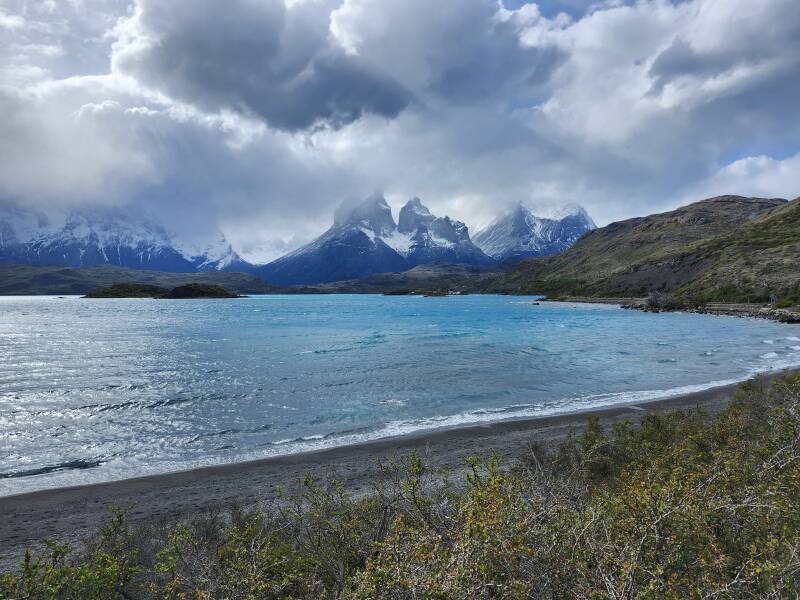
[398,197,435,233]
[427,216,469,244]
[474,202,595,262]
[333,193,396,236]
[258,194,494,284]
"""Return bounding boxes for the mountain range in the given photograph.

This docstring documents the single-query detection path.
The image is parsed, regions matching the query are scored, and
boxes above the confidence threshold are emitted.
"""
[256,195,489,285]
[1,194,797,301]
[255,194,596,285]
[492,195,800,302]
[0,205,249,273]
[0,197,595,286]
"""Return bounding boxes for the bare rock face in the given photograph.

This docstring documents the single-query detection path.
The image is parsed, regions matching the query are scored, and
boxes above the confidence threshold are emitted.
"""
[397,197,436,233]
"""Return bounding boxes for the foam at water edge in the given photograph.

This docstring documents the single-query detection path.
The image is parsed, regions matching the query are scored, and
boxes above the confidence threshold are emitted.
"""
[4,339,800,498]
[216,355,800,468]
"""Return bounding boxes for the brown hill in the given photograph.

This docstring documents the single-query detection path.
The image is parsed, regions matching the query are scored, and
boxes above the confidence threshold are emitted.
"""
[492,195,799,302]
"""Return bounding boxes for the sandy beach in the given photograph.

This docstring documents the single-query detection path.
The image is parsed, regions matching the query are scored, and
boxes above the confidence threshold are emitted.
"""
[2,369,795,569]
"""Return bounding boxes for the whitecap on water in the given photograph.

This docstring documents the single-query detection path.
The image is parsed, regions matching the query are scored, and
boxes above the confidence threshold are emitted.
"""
[761,352,779,359]
[375,399,405,407]
[763,340,775,344]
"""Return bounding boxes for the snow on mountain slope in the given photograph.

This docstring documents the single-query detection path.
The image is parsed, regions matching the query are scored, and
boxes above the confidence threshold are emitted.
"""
[256,194,494,285]
[0,204,251,273]
[473,203,596,262]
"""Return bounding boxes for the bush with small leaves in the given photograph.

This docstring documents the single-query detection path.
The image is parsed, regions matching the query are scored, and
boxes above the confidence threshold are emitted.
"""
[3,373,800,599]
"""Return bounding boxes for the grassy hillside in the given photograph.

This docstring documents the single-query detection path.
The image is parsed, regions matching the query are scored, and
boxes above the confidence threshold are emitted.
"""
[3,373,800,598]
[492,195,799,302]
[677,198,800,302]
[0,265,284,296]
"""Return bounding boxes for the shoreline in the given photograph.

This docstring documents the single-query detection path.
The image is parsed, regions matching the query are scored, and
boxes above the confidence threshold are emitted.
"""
[2,362,793,500]
[2,368,797,568]
[542,296,800,324]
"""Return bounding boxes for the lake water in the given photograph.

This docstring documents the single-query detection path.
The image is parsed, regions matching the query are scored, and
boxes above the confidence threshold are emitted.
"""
[1,294,799,496]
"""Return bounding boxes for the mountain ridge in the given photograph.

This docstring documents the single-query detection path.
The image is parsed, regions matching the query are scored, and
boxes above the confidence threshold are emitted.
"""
[256,194,496,285]
[0,204,250,273]
[473,202,596,262]
[491,195,798,302]
[0,197,597,286]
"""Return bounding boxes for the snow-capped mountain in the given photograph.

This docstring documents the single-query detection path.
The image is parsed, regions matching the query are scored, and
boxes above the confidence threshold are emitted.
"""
[0,204,251,273]
[473,203,596,262]
[256,194,494,285]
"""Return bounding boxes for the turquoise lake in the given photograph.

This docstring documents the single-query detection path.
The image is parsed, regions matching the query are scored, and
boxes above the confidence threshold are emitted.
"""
[1,294,799,495]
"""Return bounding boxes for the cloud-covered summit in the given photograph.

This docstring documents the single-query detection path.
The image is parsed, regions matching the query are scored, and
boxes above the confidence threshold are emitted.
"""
[0,0,798,262]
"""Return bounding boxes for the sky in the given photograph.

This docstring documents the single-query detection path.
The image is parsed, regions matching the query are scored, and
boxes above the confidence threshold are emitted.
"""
[0,0,798,262]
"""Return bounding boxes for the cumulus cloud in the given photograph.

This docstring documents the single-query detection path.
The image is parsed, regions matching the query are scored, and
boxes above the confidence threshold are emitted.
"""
[0,0,797,261]
[112,0,412,132]
[687,154,800,203]
[329,0,563,105]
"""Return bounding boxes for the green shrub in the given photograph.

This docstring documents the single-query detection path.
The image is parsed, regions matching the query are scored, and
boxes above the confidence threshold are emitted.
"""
[4,374,800,598]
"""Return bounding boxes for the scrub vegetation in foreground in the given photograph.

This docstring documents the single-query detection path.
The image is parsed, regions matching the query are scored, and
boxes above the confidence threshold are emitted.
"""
[3,373,800,598]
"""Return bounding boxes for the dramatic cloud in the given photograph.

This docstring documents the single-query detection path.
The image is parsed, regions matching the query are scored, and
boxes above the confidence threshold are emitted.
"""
[0,0,798,261]
[329,0,563,105]
[113,0,411,131]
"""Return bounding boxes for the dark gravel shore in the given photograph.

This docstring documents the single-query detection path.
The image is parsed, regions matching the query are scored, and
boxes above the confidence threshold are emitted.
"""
[3,369,797,570]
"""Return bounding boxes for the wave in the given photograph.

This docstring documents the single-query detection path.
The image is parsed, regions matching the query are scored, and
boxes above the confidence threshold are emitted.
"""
[7,355,799,495]
[235,385,745,461]
[236,354,800,462]
[190,422,274,443]
[7,313,800,496]
[75,393,224,414]
[0,458,106,479]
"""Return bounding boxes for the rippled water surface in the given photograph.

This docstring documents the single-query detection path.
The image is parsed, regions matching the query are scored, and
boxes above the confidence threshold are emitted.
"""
[2,294,799,495]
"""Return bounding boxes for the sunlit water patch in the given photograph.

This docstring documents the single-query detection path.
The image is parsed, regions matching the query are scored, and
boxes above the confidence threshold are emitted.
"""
[1,295,799,495]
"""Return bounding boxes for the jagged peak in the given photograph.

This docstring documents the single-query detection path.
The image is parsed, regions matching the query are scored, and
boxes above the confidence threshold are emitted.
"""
[474,202,596,260]
[402,197,431,215]
[398,197,435,233]
[333,192,396,235]
[486,202,595,230]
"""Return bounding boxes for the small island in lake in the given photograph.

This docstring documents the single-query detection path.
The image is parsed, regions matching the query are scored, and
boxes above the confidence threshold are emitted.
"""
[84,282,242,299]
[162,283,241,299]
